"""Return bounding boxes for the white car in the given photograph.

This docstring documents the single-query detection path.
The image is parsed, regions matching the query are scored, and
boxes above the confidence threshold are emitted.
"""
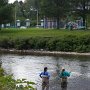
[20,26,27,29]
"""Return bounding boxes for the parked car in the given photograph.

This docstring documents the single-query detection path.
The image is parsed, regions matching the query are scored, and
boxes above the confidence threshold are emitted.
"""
[20,26,27,29]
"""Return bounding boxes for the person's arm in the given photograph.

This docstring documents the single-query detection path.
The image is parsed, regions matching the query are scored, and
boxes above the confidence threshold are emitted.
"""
[59,72,62,78]
[66,71,71,77]
[39,72,42,78]
[48,72,50,78]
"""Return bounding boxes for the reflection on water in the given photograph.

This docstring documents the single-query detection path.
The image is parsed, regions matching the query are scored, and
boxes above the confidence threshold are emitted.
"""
[0,54,90,90]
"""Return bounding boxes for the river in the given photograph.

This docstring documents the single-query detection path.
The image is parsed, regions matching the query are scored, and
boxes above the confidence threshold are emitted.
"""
[0,54,90,90]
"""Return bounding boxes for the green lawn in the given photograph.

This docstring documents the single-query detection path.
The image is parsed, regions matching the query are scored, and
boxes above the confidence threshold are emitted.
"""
[0,28,90,39]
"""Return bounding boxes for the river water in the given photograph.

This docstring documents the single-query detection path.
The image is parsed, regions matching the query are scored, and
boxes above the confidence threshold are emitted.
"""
[0,54,90,90]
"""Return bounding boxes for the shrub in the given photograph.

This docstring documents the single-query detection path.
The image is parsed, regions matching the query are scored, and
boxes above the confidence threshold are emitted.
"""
[34,37,49,50]
[0,38,14,49]
[0,68,4,77]
[77,35,90,45]
[14,38,30,50]
[46,38,59,51]
[28,38,37,49]
[0,67,35,90]
[0,76,35,90]
[0,34,90,52]
[55,36,78,52]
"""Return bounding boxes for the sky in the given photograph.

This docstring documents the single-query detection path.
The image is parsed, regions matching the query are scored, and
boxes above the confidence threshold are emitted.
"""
[9,0,25,3]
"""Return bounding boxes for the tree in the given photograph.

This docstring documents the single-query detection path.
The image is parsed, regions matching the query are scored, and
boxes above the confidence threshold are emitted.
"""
[71,0,90,29]
[40,0,71,29]
[24,0,40,17]
[0,0,14,29]
[21,0,40,26]
[24,0,40,10]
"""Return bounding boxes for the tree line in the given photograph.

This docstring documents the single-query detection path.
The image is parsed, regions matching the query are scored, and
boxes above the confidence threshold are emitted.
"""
[0,0,90,29]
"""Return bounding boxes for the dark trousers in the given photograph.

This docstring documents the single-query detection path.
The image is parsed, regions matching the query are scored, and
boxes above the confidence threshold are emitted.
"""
[61,77,67,89]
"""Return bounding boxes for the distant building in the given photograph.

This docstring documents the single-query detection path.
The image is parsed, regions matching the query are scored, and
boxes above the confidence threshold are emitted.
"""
[41,17,65,29]
[41,17,84,29]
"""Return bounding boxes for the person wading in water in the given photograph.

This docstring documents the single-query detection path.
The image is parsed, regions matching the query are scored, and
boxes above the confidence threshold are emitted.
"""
[59,69,71,89]
[39,67,50,90]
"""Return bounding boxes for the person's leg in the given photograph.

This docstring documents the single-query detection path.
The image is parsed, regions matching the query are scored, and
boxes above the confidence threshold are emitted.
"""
[46,81,49,90]
[46,84,49,90]
[46,86,49,90]
[61,81,67,90]
[42,82,46,90]
[42,85,45,90]
[61,87,67,90]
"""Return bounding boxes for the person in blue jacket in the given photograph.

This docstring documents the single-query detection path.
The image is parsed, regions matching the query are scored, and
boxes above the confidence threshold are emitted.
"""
[59,69,71,89]
[39,67,50,90]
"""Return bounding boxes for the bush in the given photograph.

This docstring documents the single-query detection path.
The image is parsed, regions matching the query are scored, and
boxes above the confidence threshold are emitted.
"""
[34,37,49,50]
[0,38,14,49]
[0,76,35,90]
[0,67,35,90]
[28,37,38,49]
[46,38,58,51]
[55,36,78,51]
[14,38,30,50]
[0,35,90,52]
[0,68,4,77]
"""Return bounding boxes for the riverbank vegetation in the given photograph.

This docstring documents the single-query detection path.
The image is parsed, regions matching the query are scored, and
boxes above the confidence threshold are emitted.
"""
[0,28,90,52]
[0,67,35,90]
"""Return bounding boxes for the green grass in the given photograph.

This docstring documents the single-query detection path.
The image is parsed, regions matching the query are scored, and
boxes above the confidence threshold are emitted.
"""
[0,28,90,39]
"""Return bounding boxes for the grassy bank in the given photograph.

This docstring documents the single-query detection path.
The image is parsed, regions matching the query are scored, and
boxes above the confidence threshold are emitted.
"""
[0,28,90,52]
[0,28,90,38]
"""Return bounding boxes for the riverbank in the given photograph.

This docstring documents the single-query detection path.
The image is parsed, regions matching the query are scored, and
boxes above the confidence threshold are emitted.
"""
[0,49,90,56]
[0,29,90,52]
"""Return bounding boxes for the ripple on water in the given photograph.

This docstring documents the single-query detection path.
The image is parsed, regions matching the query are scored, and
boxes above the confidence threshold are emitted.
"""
[0,54,90,90]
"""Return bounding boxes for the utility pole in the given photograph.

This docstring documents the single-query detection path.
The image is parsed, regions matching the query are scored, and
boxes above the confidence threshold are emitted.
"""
[36,9,39,28]
[14,0,18,28]
[30,6,39,28]
[15,5,16,28]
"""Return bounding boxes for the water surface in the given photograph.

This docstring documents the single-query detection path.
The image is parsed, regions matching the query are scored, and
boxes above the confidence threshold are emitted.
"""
[0,54,90,90]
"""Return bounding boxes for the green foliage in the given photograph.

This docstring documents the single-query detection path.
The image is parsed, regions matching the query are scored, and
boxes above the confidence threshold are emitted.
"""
[0,0,8,8]
[0,76,35,90]
[0,38,14,49]
[70,0,90,28]
[0,29,90,52]
[14,38,30,50]
[28,38,36,49]
[30,20,37,27]
[0,75,35,90]
[16,79,35,90]
[0,75,16,90]
[46,38,58,51]
[0,0,14,25]
[13,35,90,52]
[0,68,4,76]
[40,0,70,17]
[0,67,35,90]
[34,37,49,49]
[40,0,71,29]
[74,35,90,52]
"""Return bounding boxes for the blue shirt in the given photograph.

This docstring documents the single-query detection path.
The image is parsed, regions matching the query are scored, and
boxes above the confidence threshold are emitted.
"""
[39,71,50,78]
[59,71,70,78]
